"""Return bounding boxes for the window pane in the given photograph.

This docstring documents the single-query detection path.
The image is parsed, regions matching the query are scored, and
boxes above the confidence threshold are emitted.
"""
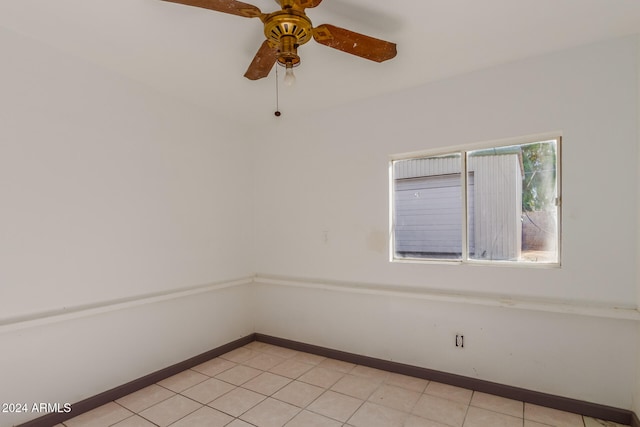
[393,154,462,260]
[466,140,559,263]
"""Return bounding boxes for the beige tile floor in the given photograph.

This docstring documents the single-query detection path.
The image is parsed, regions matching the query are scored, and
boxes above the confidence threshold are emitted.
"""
[56,342,629,427]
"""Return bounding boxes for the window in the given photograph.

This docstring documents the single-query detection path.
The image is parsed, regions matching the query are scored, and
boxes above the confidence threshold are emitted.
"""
[391,137,560,265]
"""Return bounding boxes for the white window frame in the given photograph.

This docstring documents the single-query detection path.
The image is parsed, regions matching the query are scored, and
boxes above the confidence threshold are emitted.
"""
[389,133,562,268]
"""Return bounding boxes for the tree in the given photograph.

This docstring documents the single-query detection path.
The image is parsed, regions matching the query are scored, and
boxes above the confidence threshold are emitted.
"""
[521,141,557,212]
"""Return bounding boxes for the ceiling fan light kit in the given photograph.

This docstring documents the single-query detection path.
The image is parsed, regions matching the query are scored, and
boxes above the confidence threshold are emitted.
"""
[162,0,397,83]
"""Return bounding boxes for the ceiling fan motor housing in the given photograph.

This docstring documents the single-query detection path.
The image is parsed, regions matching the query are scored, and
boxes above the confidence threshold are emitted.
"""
[264,10,313,67]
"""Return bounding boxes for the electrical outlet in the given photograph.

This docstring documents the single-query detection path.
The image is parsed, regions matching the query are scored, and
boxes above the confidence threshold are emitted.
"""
[455,334,464,348]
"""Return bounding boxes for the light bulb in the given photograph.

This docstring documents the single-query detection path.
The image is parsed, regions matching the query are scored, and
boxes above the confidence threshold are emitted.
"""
[283,66,296,86]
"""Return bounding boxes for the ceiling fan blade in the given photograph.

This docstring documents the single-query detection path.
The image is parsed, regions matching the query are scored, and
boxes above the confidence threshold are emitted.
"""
[244,40,278,80]
[313,24,397,62]
[162,0,263,18]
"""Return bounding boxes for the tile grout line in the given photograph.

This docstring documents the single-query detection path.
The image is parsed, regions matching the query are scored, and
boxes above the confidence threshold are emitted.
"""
[59,341,633,427]
[459,392,472,427]
[196,352,614,427]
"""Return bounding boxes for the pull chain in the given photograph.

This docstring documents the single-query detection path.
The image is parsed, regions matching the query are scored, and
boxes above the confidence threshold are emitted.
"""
[274,65,281,117]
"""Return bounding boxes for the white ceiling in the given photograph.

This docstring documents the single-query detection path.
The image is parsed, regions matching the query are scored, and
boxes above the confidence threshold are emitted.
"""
[2,0,640,122]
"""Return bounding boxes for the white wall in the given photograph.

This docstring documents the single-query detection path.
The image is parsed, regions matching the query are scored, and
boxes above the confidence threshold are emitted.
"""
[2,23,639,425]
[252,36,640,409]
[0,29,253,317]
[1,284,254,427]
[253,281,637,408]
[0,28,254,426]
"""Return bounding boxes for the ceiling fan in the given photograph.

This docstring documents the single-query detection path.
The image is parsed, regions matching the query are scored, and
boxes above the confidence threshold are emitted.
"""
[161,0,397,82]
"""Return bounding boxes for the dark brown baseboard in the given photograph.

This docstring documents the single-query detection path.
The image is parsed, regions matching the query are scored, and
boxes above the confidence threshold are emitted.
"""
[16,334,255,427]
[255,333,636,426]
[17,332,638,427]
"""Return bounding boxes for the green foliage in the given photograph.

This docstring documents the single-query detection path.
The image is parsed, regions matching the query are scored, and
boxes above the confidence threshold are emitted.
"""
[521,142,557,212]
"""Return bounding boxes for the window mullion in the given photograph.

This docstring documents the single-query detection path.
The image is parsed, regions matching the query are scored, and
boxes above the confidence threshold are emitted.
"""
[461,151,469,262]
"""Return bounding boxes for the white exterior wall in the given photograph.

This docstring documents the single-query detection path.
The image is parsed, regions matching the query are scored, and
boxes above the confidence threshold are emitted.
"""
[470,154,522,260]
[393,154,522,259]
[394,156,462,178]
[252,36,640,409]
